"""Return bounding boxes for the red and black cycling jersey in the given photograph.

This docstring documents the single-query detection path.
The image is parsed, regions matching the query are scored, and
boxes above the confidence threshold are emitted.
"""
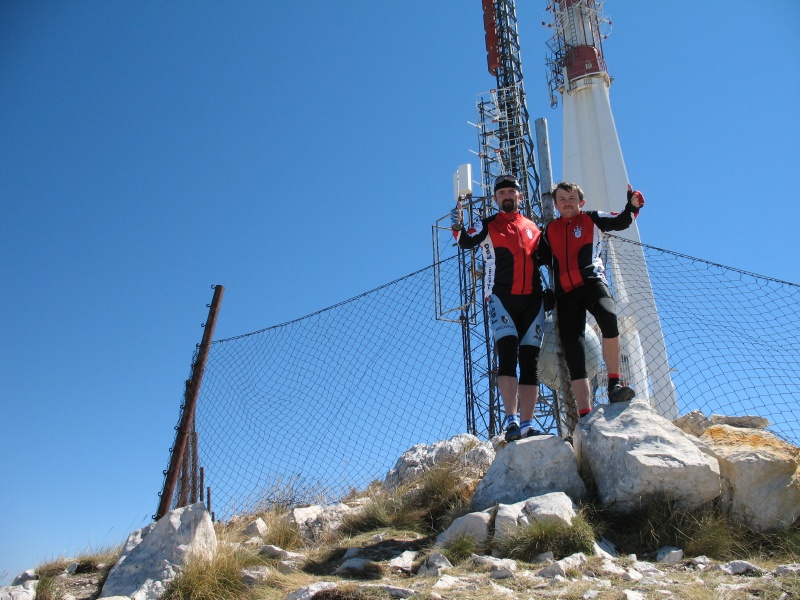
[455,211,543,299]
[539,204,638,296]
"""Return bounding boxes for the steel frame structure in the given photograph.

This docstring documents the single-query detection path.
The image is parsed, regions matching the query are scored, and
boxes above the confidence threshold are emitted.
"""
[433,0,564,439]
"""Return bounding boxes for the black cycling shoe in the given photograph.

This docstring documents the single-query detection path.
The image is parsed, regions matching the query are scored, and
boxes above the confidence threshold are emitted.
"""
[504,421,522,442]
[609,383,635,403]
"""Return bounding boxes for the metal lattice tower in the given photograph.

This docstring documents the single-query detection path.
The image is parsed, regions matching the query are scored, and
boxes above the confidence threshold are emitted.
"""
[434,0,564,439]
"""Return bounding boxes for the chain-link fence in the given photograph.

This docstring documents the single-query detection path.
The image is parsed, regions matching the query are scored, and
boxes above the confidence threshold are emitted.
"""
[167,236,799,521]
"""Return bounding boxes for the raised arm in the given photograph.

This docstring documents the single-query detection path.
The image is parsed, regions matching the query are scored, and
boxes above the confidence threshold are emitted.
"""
[451,195,488,249]
[590,184,645,232]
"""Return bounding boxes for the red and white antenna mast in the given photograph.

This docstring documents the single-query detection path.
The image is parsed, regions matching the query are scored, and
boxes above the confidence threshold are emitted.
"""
[545,0,678,418]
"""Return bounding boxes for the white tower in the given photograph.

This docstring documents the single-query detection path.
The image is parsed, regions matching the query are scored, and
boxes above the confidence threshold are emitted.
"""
[545,0,678,418]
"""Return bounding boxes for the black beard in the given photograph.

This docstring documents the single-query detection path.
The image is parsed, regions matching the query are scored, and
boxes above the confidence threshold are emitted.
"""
[501,200,516,212]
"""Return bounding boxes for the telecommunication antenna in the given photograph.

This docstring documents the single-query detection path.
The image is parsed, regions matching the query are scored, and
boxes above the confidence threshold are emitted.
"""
[544,0,678,418]
[433,0,563,438]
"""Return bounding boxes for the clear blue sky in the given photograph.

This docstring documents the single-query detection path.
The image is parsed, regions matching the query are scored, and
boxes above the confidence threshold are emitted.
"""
[1,0,798,584]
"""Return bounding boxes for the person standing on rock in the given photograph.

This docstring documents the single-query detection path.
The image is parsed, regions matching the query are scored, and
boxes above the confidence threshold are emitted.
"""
[451,174,547,442]
[537,181,644,419]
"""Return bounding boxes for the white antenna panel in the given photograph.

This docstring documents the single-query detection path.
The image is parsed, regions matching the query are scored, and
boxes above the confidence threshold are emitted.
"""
[453,164,473,202]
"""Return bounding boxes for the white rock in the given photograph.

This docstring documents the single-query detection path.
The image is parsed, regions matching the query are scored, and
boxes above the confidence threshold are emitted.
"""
[622,568,643,582]
[435,508,492,546]
[10,572,36,586]
[471,436,586,511]
[489,581,515,594]
[718,560,765,575]
[356,583,415,598]
[471,554,517,570]
[709,414,770,429]
[490,566,515,579]
[623,591,644,600]
[333,558,377,574]
[387,550,418,571]
[595,537,618,558]
[691,555,711,568]
[276,560,303,574]
[633,561,664,576]
[342,547,360,559]
[656,546,684,564]
[385,433,494,490]
[494,492,578,544]
[100,502,216,600]
[241,565,271,586]
[283,581,337,600]
[417,553,453,577]
[432,574,462,588]
[599,558,626,575]
[244,517,268,536]
[775,563,800,575]
[0,580,38,600]
[700,425,800,531]
[575,401,721,513]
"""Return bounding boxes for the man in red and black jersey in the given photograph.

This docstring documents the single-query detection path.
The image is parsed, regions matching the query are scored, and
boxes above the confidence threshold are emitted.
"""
[451,174,546,442]
[538,181,644,418]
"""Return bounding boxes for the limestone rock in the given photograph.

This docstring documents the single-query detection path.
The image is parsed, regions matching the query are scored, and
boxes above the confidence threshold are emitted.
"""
[417,553,453,577]
[575,400,721,513]
[356,583,415,598]
[244,517,268,537]
[333,557,378,575]
[655,546,683,564]
[709,414,770,429]
[385,433,494,490]
[717,560,766,575]
[241,565,271,586]
[673,410,712,437]
[387,550,418,572]
[10,572,36,586]
[471,554,517,571]
[284,581,337,600]
[700,425,800,531]
[494,492,577,544]
[0,581,38,600]
[289,505,324,541]
[100,502,217,600]
[434,508,492,547]
[470,436,586,511]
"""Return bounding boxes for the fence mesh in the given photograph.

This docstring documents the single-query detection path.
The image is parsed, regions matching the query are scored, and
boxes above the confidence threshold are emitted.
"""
[173,236,799,521]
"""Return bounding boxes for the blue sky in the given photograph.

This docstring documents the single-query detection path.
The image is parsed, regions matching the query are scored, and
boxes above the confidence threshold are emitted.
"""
[2,0,798,584]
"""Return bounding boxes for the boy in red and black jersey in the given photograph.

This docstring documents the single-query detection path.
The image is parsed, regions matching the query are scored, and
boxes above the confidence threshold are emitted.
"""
[451,175,546,442]
[538,181,644,418]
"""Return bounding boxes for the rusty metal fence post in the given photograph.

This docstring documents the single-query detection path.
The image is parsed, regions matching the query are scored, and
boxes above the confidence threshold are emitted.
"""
[155,284,224,520]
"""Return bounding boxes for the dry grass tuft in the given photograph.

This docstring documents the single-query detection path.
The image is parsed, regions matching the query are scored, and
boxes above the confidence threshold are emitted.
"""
[160,543,254,600]
[501,512,596,562]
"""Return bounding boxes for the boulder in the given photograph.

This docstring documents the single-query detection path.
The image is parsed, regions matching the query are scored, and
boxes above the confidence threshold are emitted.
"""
[0,580,37,600]
[673,410,712,437]
[244,517,268,537]
[435,508,492,547]
[575,400,721,512]
[470,435,586,511]
[709,414,770,429]
[289,505,324,541]
[494,492,577,544]
[99,502,217,600]
[385,434,494,490]
[700,425,800,531]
